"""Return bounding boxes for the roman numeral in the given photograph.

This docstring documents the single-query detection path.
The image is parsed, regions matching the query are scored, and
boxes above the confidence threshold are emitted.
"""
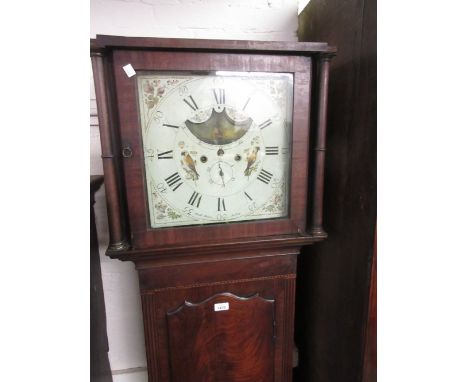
[212,88,225,105]
[217,197,226,211]
[187,191,202,208]
[162,123,179,129]
[183,95,199,111]
[242,97,251,111]
[265,146,279,155]
[258,119,272,130]
[157,150,173,159]
[257,169,273,185]
[165,172,183,191]
[244,191,253,201]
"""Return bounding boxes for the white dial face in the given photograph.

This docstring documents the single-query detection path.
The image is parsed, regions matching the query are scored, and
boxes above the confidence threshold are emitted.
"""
[137,71,293,228]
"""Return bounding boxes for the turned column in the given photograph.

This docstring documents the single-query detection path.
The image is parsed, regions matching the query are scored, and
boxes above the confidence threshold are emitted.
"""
[310,52,335,236]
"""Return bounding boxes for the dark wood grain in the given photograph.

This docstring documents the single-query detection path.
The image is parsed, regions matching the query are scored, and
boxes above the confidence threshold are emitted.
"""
[96,34,336,55]
[141,270,296,382]
[137,252,297,291]
[108,232,321,263]
[112,50,312,249]
[91,35,334,382]
[91,52,129,252]
[295,1,377,381]
[362,230,377,382]
[309,53,334,236]
[134,249,300,382]
[136,252,299,382]
[167,293,275,382]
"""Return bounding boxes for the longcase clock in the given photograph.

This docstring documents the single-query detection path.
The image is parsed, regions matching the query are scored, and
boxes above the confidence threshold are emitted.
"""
[91,35,335,382]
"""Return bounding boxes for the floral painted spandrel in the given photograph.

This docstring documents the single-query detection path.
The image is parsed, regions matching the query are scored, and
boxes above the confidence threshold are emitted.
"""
[151,186,182,221]
[141,78,181,133]
[259,179,287,215]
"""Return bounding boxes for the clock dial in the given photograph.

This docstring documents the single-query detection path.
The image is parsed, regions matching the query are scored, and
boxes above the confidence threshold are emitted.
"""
[137,71,293,228]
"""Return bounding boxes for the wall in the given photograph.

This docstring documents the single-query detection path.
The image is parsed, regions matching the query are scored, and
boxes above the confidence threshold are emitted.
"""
[90,1,300,381]
[295,0,377,381]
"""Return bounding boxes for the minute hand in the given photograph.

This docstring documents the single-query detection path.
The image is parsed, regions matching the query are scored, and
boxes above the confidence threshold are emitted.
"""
[218,163,225,187]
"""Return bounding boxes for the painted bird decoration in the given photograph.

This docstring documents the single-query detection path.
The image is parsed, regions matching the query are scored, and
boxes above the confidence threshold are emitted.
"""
[244,146,260,176]
[181,151,200,181]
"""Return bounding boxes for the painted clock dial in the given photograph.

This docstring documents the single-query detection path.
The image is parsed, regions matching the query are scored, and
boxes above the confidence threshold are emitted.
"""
[137,71,293,228]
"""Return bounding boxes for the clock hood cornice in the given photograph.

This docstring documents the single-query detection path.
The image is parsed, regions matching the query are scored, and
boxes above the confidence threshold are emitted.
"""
[91,35,337,56]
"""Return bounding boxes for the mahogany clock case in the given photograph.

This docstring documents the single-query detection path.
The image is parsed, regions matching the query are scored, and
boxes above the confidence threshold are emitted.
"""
[114,50,309,249]
[91,35,336,253]
[91,35,335,382]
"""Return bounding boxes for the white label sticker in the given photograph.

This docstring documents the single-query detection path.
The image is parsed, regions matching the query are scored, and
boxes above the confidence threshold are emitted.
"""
[214,302,229,312]
[122,64,136,78]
